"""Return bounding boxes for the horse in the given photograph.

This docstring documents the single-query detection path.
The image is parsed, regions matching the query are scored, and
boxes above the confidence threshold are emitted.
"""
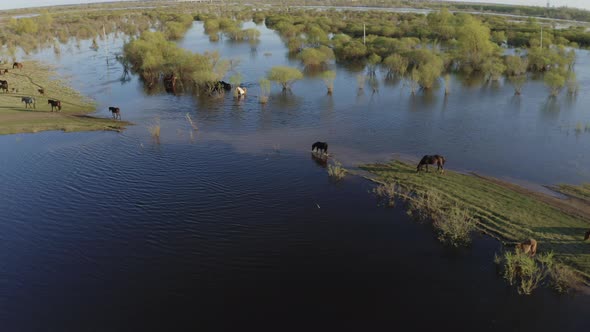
[48,99,62,112]
[0,80,8,93]
[417,155,446,174]
[108,107,121,120]
[312,141,328,154]
[213,80,232,92]
[236,86,247,97]
[21,97,36,109]
[4,69,8,74]
[584,230,590,241]
[38,88,44,95]
[12,62,23,70]
[516,238,538,256]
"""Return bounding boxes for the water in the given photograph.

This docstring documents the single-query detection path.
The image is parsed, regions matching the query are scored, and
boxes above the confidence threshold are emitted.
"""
[1,21,589,330]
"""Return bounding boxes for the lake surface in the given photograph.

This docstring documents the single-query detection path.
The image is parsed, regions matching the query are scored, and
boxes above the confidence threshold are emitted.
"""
[1,21,590,330]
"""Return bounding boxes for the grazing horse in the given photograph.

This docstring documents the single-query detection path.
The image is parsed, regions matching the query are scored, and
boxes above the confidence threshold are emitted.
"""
[0,80,8,93]
[48,99,62,112]
[38,88,44,95]
[585,230,590,241]
[108,107,121,120]
[21,97,36,109]
[417,155,446,173]
[516,238,538,256]
[312,141,328,154]
[12,62,23,70]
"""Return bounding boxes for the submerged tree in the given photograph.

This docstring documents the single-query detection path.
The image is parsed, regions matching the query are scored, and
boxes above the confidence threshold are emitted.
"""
[505,55,529,95]
[267,66,303,91]
[319,70,336,95]
[544,71,566,97]
[298,46,334,69]
[259,78,271,104]
[456,16,501,72]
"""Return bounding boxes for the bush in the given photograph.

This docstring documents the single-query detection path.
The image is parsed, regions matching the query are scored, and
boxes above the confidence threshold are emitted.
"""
[406,189,475,246]
[328,161,346,180]
[433,207,476,247]
[497,249,582,295]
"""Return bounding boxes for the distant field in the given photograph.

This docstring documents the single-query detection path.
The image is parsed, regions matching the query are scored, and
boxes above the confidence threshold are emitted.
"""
[0,61,128,135]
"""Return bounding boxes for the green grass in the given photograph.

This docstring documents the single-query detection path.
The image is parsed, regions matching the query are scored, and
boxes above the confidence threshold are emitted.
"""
[556,183,590,204]
[0,61,129,135]
[361,161,590,279]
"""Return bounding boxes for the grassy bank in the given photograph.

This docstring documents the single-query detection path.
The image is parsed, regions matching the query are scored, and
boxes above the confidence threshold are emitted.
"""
[556,183,590,205]
[361,161,590,279]
[0,61,128,135]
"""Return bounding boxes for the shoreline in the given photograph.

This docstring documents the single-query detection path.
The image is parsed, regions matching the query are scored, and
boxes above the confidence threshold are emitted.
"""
[358,160,590,283]
[0,61,130,135]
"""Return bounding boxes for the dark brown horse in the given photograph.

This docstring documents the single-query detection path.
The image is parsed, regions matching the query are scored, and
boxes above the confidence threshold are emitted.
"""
[38,88,44,95]
[13,62,23,70]
[0,80,8,93]
[108,107,121,120]
[48,99,61,112]
[417,155,446,173]
[585,230,590,241]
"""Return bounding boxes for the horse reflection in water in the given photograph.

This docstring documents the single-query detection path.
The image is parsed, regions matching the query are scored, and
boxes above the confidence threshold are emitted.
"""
[311,152,328,168]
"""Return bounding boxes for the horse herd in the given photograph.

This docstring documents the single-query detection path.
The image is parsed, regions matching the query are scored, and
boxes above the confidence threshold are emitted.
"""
[0,62,63,113]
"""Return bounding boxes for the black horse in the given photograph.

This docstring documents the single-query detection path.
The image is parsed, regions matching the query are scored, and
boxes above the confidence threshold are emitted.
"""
[108,107,121,120]
[212,81,232,92]
[21,97,36,109]
[417,155,446,173]
[48,99,62,112]
[0,80,7,93]
[312,141,328,154]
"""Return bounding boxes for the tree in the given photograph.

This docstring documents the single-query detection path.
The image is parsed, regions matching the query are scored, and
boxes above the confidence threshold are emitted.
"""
[298,46,334,68]
[267,66,303,91]
[544,71,566,97]
[456,16,500,72]
[482,58,506,81]
[319,70,336,95]
[366,53,382,76]
[383,54,408,79]
[504,55,528,76]
[566,71,579,96]
[259,78,270,104]
[505,55,528,95]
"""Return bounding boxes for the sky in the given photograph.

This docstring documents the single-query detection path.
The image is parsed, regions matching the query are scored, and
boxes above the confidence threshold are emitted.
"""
[0,0,588,11]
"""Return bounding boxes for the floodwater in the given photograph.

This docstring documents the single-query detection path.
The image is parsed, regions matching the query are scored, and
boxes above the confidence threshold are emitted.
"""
[1,21,590,330]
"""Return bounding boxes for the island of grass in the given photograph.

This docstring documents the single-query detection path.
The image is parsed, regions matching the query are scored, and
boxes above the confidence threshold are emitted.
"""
[361,161,590,280]
[0,61,129,135]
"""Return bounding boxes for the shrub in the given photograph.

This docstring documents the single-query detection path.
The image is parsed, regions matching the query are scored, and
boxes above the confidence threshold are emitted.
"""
[433,206,476,247]
[327,161,346,180]
[501,250,545,295]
